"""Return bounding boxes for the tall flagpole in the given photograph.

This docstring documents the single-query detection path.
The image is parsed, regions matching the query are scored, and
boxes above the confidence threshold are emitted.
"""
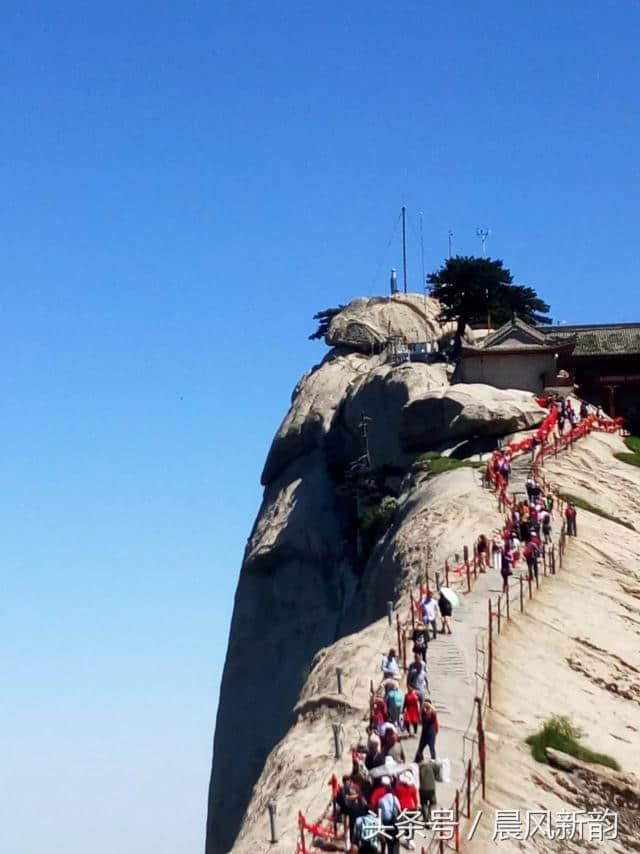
[401,206,408,293]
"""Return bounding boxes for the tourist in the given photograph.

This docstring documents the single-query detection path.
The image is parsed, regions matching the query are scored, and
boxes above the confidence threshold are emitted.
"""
[421,590,439,641]
[501,546,513,593]
[476,534,488,571]
[525,475,536,502]
[407,652,428,704]
[416,699,439,760]
[566,503,577,536]
[375,778,401,854]
[541,508,552,544]
[382,728,405,764]
[524,539,540,583]
[500,456,511,485]
[371,697,387,733]
[412,623,429,661]
[438,590,453,635]
[381,649,400,679]
[395,769,419,812]
[365,733,385,771]
[386,682,404,727]
[415,754,437,825]
[403,686,421,735]
[580,400,589,420]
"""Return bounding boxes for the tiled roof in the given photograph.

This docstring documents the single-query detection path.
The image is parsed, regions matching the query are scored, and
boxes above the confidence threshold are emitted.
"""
[541,324,640,356]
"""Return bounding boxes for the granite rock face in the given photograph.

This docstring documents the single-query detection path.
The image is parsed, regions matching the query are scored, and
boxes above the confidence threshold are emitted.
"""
[401,383,546,450]
[325,294,444,352]
[205,296,548,853]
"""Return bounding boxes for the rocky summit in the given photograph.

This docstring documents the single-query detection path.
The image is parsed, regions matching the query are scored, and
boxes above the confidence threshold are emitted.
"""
[205,294,552,853]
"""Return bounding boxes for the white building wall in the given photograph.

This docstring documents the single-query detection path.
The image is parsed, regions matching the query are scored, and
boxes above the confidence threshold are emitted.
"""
[458,353,556,393]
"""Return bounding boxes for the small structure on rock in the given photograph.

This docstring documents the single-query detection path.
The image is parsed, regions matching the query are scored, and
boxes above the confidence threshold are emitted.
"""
[457,316,576,394]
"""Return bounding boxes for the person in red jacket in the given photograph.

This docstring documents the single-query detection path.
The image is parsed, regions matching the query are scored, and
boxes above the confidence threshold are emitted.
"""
[403,687,421,735]
[566,503,577,536]
[395,769,419,811]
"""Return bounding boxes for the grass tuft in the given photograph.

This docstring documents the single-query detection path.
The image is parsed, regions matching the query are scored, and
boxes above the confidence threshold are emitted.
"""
[624,435,640,454]
[416,450,482,474]
[526,715,620,770]
[560,492,635,531]
[614,452,640,468]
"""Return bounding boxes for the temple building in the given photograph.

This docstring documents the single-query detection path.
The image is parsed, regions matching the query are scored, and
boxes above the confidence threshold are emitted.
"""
[457,317,640,427]
[456,317,575,394]
[545,322,640,420]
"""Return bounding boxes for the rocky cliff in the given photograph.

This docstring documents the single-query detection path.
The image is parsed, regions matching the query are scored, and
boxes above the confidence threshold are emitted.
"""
[205,294,547,853]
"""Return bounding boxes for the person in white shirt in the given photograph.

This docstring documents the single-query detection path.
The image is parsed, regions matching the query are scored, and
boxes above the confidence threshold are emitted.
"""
[421,591,439,640]
[381,648,400,679]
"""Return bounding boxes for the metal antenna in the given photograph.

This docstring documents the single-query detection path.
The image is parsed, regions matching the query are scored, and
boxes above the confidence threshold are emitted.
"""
[401,206,408,293]
[448,230,454,259]
[476,227,490,257]
[419,211,426,289]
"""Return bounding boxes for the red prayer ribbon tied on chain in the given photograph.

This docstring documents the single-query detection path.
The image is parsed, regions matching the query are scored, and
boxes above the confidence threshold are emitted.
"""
[485,403,623,509]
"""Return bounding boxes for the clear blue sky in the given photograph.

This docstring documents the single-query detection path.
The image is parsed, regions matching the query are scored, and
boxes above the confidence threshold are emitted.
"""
[2,2,639,852]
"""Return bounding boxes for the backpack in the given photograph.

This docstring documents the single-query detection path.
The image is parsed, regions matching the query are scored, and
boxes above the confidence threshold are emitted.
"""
[353,814,382,852]
[378,792,400,825]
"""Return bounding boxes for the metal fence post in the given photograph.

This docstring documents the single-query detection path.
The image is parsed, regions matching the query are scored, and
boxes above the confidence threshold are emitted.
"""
[268,802,278,843]
[519,575,524,612]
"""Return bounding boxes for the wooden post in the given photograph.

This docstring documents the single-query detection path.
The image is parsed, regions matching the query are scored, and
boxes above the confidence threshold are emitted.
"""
[506,583,510,620]
[445,560,450,588]
[299,812,307,854]
[551,545,556,574]
[488,599,493,708]
[542,544,547,575]
[336,667,343,694]
[554,434,558,457]
[497,595,501,634]
[435,571,441,591]
[476,697,486,800]
[387,601,393,625]
[268,802,278,843]
[402,629,408,671]
[332,723,343,759]
[466,759,472,818]
[528,573,533,599]
[466,559,471,593]
[396,614,402,653]
[454,789,460,852]
[410,590,416,632]
[519,574,524,613]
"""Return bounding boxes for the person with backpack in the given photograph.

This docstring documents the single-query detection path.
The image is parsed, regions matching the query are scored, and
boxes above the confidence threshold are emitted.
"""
[411,624,428,661]
[541,509,552,545]
[376,778,401,854]
[385,682,404,727]
[415,755,437,825]
[523,540,540,583]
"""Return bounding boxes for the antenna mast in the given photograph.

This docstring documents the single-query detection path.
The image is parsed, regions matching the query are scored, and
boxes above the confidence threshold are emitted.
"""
[401,206,408,293]
[476,227,490,257]
[448,230,454,259]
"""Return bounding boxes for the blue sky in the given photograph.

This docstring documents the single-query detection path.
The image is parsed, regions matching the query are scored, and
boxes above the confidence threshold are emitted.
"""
[2,2,639,852]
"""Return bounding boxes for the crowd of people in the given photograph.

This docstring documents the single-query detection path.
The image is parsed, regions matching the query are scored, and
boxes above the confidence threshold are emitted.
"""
[331,593,448,854]
[329,399,589,853]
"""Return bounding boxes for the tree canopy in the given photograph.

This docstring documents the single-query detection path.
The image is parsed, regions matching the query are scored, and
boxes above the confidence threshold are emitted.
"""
[308,305,345,340]
[427,256,551,354]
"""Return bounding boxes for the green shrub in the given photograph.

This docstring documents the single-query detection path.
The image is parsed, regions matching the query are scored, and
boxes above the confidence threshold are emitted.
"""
[560,493,634,531]
[360,496,398,534]
[526,715,620,770]
[416,450,442,462]
[428,457,483,475]
[614,452,640,468]
[624,435,640,454]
